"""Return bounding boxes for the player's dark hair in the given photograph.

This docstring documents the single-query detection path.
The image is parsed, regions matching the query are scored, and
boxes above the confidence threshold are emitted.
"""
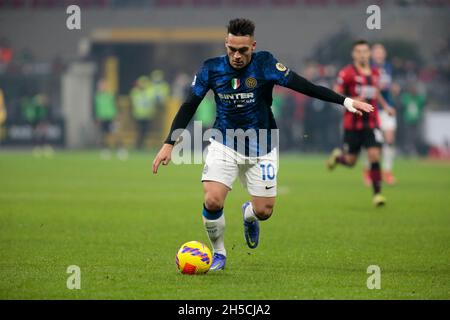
[352,39,370,49]
[227,18,255,37]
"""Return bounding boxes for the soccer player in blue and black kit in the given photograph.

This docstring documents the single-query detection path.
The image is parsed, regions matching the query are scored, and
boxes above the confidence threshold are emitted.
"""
[370,43,397,185]
[153,18,373,271]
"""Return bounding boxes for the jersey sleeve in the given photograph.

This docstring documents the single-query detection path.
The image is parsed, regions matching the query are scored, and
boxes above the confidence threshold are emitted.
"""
[191,62,210,99]
[263,52,292,87]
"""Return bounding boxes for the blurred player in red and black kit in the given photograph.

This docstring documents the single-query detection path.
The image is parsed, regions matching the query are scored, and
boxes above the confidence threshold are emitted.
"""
[327,40,395,207]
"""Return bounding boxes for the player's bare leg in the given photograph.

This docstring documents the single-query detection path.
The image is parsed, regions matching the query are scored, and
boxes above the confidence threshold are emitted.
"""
[251,196,275,220]
[202,181,229,270]
[242,196,275,249]
[367,147,386,206]
[327,148,357,169]
[382,129,396,185]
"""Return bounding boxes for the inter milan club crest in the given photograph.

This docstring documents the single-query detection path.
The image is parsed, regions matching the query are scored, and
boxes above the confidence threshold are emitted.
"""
[231,78,240,90]
[245,77,257,89]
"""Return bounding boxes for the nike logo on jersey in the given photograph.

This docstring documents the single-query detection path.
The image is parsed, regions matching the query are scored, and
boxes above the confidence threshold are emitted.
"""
[265,186,275,190]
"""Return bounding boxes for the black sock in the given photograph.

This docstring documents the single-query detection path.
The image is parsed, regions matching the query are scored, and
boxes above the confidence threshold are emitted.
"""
[370,162,382,195]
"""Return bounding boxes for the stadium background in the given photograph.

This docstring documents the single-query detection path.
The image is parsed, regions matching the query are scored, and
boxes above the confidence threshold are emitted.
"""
[0,0,449,300]
[0,0,449,154]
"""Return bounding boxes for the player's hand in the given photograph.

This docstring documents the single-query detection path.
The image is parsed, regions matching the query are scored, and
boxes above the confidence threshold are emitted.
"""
[152,143,174,174]
[352,99,374,116]
[385,105,396,117]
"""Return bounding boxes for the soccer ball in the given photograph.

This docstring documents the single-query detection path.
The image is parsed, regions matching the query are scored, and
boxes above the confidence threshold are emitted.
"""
[176,241,212,274]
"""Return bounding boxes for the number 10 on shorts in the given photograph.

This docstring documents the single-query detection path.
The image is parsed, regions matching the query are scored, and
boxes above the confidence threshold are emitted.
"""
[260,163,275,181]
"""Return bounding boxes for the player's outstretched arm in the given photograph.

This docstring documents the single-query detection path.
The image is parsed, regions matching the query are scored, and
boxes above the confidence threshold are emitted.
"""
[376,89,396,116]
[286,72,374,116]
[152,91,203,174]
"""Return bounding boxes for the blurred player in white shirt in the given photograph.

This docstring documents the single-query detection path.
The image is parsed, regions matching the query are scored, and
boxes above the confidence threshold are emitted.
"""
[363,43,398,185]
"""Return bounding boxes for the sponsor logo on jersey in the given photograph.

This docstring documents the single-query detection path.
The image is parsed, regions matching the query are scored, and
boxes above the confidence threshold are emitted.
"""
[356,85,377,99]
[218,92,255,106]
[218,92,254,100]
[245,77,257,89]
[276,62,287,72]
[231,78,240,90]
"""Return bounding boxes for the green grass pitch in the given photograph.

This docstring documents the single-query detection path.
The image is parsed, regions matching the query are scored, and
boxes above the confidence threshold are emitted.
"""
[0,151,449,299]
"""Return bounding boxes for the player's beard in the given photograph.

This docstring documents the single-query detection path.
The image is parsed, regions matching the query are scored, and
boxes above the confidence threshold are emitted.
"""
[356,60,369,69]
[231,60,245,69]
